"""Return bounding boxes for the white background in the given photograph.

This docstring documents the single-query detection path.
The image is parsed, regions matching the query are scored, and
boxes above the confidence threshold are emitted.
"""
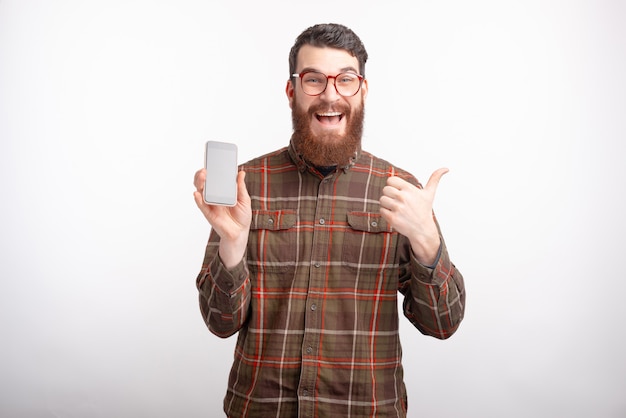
[1,1,625,417]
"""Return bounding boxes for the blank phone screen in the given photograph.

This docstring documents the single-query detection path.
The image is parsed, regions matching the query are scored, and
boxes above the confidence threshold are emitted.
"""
[204,141,237,206]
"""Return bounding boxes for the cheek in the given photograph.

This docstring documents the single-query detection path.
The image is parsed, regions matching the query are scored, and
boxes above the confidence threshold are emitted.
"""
[293,90,318,111]
[350,95,365,108]
[294,99,312,115]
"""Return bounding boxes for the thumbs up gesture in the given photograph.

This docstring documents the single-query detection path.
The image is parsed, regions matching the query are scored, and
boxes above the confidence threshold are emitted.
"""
[379,168,449,266]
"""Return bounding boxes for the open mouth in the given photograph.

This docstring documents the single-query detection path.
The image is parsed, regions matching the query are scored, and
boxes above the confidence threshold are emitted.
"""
[315,111,344,125]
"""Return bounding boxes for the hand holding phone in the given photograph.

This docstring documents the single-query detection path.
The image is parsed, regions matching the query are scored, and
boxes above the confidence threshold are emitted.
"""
[203,141,238,206]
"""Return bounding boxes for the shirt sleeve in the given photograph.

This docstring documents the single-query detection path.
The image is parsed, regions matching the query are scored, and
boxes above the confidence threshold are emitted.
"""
[195,230,251,338]
[399,231,466,339]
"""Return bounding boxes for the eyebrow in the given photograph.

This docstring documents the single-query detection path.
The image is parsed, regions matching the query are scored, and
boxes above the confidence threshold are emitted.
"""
[298,66,360,75]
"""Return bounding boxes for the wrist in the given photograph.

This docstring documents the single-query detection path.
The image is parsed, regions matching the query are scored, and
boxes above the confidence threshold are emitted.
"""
[218,232,249,269]
[409,230,441,266]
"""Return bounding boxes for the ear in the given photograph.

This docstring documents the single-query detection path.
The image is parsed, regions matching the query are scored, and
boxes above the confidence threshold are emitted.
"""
[285,79,295,109]
[361,78,369,101]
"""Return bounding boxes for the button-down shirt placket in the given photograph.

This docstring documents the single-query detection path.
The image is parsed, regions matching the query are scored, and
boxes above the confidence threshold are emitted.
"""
[299,173,334,417]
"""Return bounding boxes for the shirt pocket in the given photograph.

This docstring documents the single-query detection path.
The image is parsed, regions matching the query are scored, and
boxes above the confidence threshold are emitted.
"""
[248,209,298,273]
[342,211,397,271]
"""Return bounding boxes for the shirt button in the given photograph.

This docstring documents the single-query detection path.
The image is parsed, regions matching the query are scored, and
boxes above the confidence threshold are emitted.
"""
[371,221,378,227]
[319,218,325,225]
[310,304,317,311]
[314,263,320,268]
[268,218,274,224]
[306,346,313,354]
[302,389,309,396]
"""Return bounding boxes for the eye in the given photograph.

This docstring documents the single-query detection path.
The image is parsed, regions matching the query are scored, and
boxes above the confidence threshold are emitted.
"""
[302,73,325,84]
[338,73,358,84]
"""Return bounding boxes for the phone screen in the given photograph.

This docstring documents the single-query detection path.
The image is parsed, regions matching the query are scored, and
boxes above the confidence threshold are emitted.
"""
[203,141,238,206]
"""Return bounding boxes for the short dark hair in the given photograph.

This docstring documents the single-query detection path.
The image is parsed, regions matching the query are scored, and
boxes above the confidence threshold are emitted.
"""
[288,23,369,78]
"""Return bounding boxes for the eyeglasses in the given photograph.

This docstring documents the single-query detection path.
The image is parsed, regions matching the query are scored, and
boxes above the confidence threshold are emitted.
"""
[292,71,365,97]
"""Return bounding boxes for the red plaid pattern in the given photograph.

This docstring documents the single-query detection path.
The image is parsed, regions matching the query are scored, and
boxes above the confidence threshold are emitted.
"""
[196,142,466,418]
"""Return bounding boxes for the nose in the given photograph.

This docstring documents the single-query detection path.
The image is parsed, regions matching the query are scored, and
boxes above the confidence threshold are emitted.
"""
[319,75,341,102]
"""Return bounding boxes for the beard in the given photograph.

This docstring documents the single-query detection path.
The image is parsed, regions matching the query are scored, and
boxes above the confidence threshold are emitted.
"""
[290,97,365,167]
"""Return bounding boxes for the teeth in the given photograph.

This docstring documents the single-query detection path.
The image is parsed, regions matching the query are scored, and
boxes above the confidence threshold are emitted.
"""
[317,111,342,117]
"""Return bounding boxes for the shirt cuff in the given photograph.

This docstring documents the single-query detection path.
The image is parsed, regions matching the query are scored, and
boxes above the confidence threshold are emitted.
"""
[211,256,248,295]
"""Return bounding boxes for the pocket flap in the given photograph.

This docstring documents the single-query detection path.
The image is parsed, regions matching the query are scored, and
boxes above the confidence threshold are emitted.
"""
[347,211,392,233]
[251,210,297,231]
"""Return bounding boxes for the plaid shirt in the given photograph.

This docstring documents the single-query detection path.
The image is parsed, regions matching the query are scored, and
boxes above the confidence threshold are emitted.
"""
[196,142,466,418]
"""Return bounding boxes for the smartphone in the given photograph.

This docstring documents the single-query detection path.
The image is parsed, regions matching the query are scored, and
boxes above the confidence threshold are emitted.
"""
[203,140,238,206]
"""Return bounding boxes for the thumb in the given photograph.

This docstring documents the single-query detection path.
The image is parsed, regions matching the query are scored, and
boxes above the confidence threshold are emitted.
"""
[236,170,250,202]
[425,167,449,192]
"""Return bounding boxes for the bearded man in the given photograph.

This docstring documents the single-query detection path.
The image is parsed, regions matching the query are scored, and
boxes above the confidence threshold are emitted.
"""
[192,23,466,418]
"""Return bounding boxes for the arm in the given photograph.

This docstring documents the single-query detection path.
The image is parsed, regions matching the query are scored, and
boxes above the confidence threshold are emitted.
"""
[193,169,252,337]
[195,232,251,338]
[398,231,466,339]
[380,168,465,338]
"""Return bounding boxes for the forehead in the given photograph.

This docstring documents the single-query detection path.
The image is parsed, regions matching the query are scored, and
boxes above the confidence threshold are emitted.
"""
[296,44,360,74]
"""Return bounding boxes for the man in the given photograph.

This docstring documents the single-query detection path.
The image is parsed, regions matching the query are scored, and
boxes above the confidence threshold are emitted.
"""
[193,23,465,418]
